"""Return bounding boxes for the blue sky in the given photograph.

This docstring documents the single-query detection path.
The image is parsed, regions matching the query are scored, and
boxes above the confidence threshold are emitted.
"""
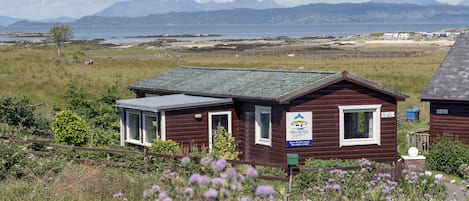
[0,0,464,19]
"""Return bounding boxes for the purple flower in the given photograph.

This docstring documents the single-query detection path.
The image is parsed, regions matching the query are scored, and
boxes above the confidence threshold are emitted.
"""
[333,184,341,191]
[143,189,153,199]
[255,185,275,198]
[199,175,211,186]
[212,177,225,187]
[189,173,201,185]
[163,198,172,201]
[159,192,168,199]
[211,158,227,172]
[183,188,193,196]
[204,188,218,200]
[201,157,212,166]
[112,192,123,198]
[358,158,371,167]
[247,167,259,179]
[181,157,191,166]
[240,196,250,201]
[151,185,160,193]
[222,168,238,179]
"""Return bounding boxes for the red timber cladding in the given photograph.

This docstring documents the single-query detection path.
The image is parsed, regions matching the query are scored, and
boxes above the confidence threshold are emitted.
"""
[237,102,286,163]
[287,80,398,164]
[429,102,469,144]
[164,105,238,149]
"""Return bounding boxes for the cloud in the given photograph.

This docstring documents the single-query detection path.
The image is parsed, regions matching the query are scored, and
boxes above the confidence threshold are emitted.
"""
[194,0,235,3]
[274,0,367,6]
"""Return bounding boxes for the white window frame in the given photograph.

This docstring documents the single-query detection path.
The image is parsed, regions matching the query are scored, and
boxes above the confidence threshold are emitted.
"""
[255,105,272,146]
[126,110,142,145]
[338,104,381,147]
[208,111,232,151]
[142,113,157,146]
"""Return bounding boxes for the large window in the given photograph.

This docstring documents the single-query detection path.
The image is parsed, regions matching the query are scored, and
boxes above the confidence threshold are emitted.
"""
[339,105,381,147]
[255,106,272,146]
[126,111,141,144]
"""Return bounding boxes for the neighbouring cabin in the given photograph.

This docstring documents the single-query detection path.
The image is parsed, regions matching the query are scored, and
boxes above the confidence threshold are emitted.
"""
[116,67,407,164]
[421,32,469,144]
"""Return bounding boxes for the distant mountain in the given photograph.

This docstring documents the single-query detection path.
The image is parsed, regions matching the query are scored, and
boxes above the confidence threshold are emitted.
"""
[72,2,469,25]
[369,0,442,5]
[0,16,22,26]
[11,2,469,27]
[33,16,76,23]
[95,0,282,17]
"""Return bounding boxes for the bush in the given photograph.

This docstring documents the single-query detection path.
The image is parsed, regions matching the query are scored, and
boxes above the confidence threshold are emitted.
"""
[212,125,239,160]
[150,139,181,154]
[52,110,90,146]
[426,134,469,175]
[0,141,28,180]
[459,164,469,179]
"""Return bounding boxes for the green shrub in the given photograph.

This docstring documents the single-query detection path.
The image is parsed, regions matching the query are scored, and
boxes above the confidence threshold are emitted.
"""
[52,110,90,146]
[150,139,181,154]
[0,141,28,180]
[212,125,239,160]
[458,164,469,179]
[426,134,469,175]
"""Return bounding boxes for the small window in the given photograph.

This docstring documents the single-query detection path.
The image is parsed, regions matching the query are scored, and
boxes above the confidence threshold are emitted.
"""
[339,105,381,147]
[143,114,157,145]
[126,111,141,144]
[255,106,272,146]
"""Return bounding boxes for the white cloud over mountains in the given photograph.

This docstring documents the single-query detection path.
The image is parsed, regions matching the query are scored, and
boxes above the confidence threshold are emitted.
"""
[0,0,464,19]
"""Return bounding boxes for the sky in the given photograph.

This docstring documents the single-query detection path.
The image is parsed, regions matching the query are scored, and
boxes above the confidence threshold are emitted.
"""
[0,0,464,20]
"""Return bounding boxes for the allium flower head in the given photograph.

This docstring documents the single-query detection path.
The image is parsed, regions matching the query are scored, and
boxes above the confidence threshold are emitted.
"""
[189,173,201,185]
[143,189,153,199]
[247,167,259,179]
[181,156,191,166]
[333,184,341,191]
[201,157,212,166]
[211,158,227,172]
[183,187,193,196]
[205,188,218,200]
[212,177,225,187]
[151,184,160,193]
[198,175,211,186]
[255,185,275,198]
[159,192,168,199]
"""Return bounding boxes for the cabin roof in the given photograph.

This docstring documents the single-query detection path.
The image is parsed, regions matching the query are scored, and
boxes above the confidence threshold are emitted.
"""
[421,32,469,101]
[116,94,233,112]
[129,66,407,103]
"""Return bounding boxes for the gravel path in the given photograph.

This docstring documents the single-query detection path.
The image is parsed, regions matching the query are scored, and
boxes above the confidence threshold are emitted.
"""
[446,182,467,201]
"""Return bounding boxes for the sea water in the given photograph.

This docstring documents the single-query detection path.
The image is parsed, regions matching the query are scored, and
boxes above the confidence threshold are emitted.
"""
[1,23,469,44]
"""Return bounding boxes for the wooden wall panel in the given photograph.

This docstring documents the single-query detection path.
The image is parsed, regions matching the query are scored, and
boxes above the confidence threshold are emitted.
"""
[430,102,469,144]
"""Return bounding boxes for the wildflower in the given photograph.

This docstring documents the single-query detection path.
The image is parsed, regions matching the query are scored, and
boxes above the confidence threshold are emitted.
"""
[307,187,312,192]
[199,175,211,186]
[200,157,211,166]
[151,185,160,193]
[358,158,371,167]
[255,185,275,198]
[211,158,227,172]
[163,198,172,201]
[222,167,237,179]
[435,174,444,182]
[189,173,201,185]
[247,167,259,179]
[183,187,193,196]
[333,184,341,191]
[181,156,191,166]
[205,188,218,200]
[143,189,153,199]
[159,192,168,199]
[113,192,123,198]
[123,198,128,201]
[240,196,250,201]
[212,177,225,187]
[425,171,432,176]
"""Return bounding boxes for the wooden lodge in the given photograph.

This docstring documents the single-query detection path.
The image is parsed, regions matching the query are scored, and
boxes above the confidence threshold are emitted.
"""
[116,67,407,164]
[421,32,469,144]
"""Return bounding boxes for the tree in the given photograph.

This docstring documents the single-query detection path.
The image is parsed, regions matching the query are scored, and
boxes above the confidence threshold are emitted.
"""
[212,125,239,160]
[49,24,73,56]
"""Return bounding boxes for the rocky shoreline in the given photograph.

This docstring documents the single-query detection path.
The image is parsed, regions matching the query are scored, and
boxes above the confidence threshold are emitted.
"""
[124,33,222,38]
[0,32,51,38]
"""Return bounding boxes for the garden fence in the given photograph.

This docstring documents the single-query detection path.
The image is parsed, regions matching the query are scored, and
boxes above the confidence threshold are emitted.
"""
[406,130,430,153]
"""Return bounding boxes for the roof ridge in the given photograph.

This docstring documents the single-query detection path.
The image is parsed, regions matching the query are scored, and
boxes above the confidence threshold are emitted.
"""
[179,66,336,74]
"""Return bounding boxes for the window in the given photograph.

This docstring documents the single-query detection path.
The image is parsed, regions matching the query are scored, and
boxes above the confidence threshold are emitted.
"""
[143,114,157,145]
[208,111,232,151]
[339,105,381,147]
[255,106,272,146]
[126,111,141,144]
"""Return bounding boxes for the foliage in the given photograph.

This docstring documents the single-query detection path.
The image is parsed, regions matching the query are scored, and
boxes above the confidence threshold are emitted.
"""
[426,134,469,175]
[212,125,239,160]
[0,141,29,180]
[150,139,181,154]
[0,96,39,127]
[459,164,469,179]
[52,110,90,146]
[49,24,73,56]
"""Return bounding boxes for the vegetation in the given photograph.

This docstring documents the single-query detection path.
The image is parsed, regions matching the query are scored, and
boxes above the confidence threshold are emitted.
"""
[212,125,239,160]
[426,134,469,176]
[49,24,73,56]
[52,110,90,146]
[150,139,181,154]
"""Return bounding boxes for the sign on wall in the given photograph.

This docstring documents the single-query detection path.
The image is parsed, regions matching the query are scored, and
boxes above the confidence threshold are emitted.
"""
[286,112,313,148]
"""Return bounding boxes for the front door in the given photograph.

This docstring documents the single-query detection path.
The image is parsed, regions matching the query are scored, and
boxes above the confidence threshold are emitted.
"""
[208,111,232,151]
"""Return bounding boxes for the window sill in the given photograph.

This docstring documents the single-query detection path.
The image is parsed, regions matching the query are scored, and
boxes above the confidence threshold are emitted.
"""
[340,139,380,147]
[126,139,143,146]
[255,139,272,147]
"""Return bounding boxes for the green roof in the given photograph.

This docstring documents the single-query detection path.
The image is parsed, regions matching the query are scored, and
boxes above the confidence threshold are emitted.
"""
[129,66,407,103]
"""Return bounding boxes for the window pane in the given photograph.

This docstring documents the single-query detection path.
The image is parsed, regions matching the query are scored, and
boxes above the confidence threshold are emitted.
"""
[145,116,157,143]
[344,111,373,139]
[212,114,228,135]
[128,113,140,140]
[260,113,270,139]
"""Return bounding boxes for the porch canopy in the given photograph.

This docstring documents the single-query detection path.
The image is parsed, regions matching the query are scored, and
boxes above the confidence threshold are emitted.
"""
[116,94,233,112]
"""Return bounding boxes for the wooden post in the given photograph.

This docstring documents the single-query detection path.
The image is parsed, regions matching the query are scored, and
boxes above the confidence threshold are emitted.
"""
[143,148,148,173]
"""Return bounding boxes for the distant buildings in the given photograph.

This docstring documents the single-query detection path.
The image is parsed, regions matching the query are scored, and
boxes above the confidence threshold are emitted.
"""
[382,31,461,40]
